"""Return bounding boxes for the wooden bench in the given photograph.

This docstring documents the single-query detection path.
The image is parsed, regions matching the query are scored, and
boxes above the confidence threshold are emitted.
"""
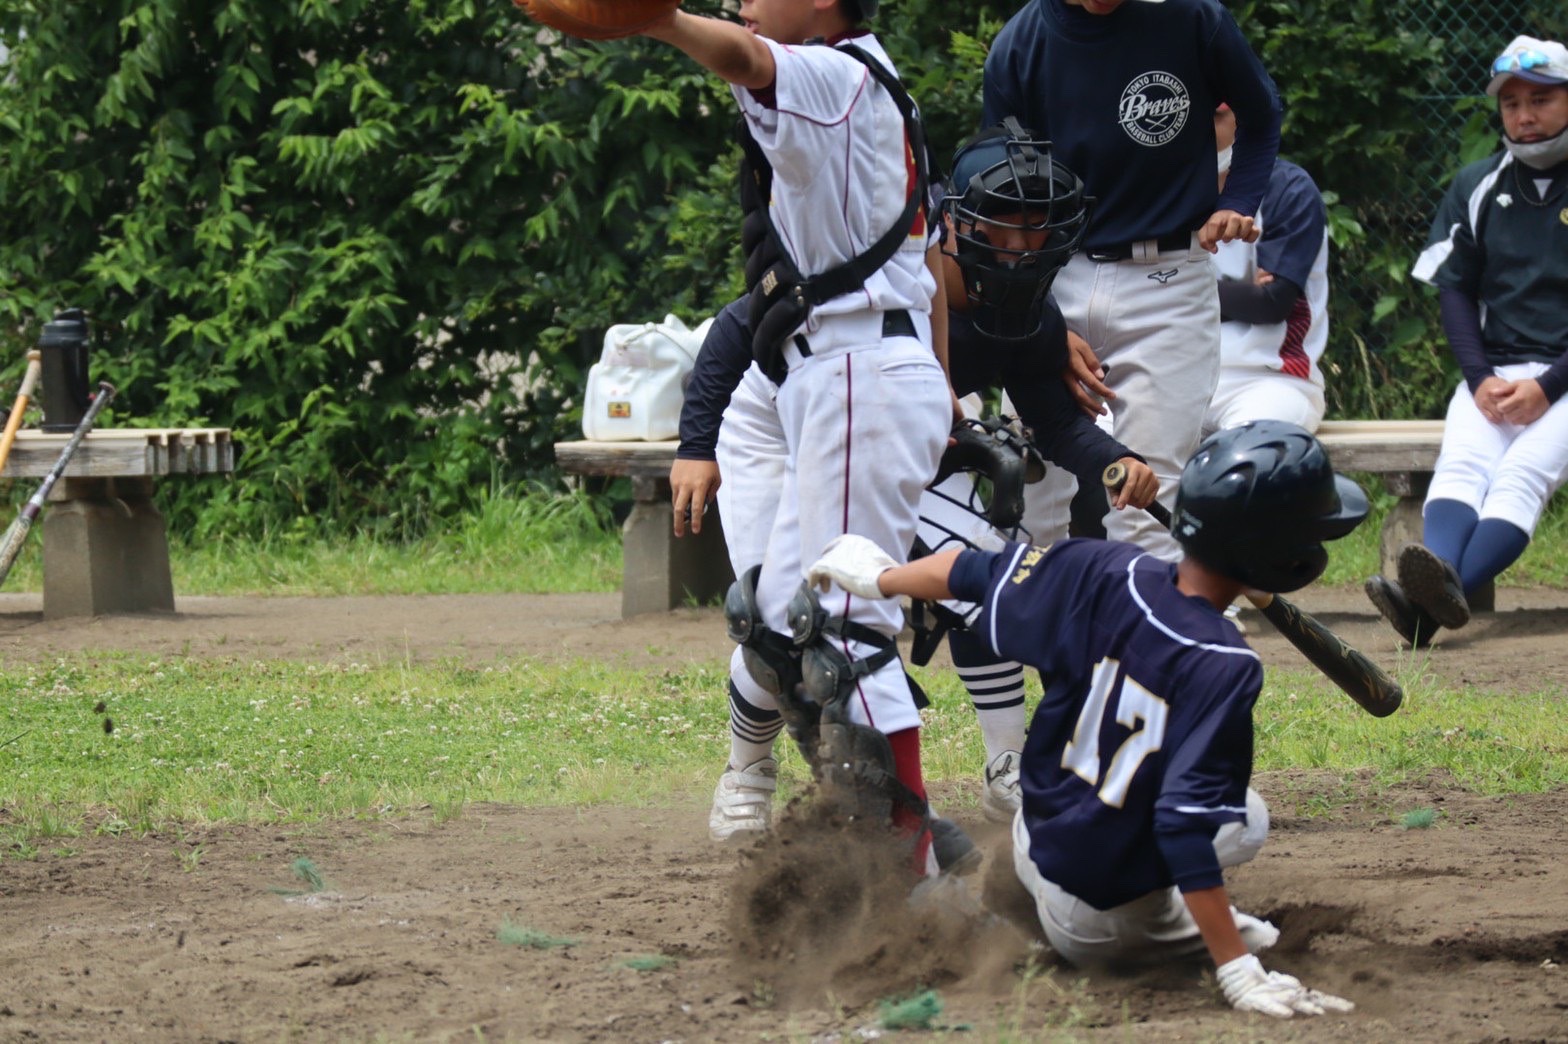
[2,428,235,618]
[558,419,1483,618]
[554,440,734,617]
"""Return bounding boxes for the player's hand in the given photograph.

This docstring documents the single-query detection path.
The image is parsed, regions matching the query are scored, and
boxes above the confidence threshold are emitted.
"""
[1217,954,1355,1019]
[1254,268,1275,286]
[1495,378,1549,426]
[670,458,720,537]
[805,534,897,599]
[1108,457,1158,510]
[1199,209,1259,252]
[1065,330,1113,418]
[1472,376,1510,425]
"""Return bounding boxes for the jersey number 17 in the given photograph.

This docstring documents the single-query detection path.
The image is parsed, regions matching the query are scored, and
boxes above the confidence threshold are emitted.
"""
[1061,657,1169,809]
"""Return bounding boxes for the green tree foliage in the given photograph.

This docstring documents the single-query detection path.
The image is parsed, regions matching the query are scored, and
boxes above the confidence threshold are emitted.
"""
[0,0,739,537]
[0,1,1541,537]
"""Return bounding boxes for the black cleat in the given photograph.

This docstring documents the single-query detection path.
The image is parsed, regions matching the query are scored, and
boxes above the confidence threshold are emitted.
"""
[1365,574,1440,649]
[930,816,983,877]
[1397,544,1470,630]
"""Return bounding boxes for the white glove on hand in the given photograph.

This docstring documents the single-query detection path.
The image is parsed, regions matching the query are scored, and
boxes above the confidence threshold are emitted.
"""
[805,534,897,599]
[1216,954,1355,1018]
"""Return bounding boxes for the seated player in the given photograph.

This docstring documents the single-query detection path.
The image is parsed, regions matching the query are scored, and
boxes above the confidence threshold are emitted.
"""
[804,420,1364,1019]
[1203,104,1331,436]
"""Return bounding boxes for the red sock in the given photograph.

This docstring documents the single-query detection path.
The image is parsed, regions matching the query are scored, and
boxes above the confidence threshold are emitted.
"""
[885,727,932,874]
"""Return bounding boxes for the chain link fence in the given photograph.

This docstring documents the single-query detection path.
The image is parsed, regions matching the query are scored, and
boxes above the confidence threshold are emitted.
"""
[1334,1,1562,364]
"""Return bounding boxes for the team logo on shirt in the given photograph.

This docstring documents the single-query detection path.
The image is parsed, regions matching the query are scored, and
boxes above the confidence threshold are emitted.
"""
[1118,72,1190,147]
[1560,207,1568,225]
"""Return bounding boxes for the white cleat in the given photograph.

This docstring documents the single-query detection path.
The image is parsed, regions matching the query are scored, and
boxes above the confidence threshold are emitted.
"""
[707,758,777,841]
[981,749,1022,824]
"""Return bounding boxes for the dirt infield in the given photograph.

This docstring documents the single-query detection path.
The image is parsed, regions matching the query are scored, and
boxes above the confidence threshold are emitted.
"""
[1,585,1566,1041]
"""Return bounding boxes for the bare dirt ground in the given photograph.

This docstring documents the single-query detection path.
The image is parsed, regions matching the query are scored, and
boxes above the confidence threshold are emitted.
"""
[1,584,1566,1043]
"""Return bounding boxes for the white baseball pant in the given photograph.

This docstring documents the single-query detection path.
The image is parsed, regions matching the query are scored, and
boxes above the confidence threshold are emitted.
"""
[1012,788,1275,968]
[1426,361,1568,536]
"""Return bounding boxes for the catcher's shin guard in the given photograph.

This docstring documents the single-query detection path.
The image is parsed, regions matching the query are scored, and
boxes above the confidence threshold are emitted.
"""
[786,583,930,830]
[725,566,820,757]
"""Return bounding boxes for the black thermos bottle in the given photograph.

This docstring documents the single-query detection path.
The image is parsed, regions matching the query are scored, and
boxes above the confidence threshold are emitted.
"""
[39,308,92,433]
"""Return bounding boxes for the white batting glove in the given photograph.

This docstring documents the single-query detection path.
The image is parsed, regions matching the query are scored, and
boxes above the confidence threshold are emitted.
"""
[1216,954,1355,1018]
[805,534,897,599]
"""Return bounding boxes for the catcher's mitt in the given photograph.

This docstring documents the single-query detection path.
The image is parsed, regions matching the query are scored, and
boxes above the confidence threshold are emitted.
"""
[514,0,681,40]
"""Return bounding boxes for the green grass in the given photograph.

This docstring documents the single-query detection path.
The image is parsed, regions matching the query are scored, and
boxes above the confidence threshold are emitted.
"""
[0,485,623,597]
[0,651,1562,852]
[1,477,1564,596]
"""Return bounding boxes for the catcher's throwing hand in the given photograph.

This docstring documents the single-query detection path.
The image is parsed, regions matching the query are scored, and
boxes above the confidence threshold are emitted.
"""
[669,459,719,537]
[805,535,898,599]
[514,0,681,40]
[1108,456,1159,511]
[1066,330,1113,419]
[1217,955,1355,1019]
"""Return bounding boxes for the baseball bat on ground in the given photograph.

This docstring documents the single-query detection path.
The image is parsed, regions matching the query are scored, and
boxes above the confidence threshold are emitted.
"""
[0,351,44,477]
[1104,461,1403,718]
[0,381,116,589]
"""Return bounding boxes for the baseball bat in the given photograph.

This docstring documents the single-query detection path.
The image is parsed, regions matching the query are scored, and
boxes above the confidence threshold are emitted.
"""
[1104,461,1403,718]
[0,351,44,478]
[0,382,116,589]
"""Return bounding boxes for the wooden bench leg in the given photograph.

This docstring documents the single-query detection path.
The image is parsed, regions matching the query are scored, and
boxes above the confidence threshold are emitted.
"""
[1377,470,1494,614]
[620,477,736,618]
[42,477,175,619]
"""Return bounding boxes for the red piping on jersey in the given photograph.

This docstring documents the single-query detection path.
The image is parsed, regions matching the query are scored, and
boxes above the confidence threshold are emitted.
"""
[1278,293,1312,379]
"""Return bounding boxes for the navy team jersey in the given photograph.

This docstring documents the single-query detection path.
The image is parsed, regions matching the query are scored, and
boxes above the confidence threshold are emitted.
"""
[983,0,1281,249]
[948,539,1263,910]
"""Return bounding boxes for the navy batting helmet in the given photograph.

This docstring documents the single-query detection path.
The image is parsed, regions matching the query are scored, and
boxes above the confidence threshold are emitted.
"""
[1174,420,1368,594]
[941,117,1088,341]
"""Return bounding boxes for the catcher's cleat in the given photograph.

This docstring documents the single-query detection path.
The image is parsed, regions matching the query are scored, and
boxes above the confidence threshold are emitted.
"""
[1364,574,1439,649]
[981,749,1023,824]
[930,816,983,877]
[708,757,777,842]
[1397,543,1470,630]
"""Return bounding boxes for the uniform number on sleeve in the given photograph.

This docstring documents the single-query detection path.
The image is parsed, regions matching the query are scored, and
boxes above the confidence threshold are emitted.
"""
[1060,657,1169,809]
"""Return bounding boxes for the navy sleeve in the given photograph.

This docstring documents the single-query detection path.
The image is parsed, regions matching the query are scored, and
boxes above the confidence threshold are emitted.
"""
[1157,829,1225,894]
[1209,13,1281,218]
[1538,354,1568,406]
[1217,275,1299,325]
[1438,286,1494,396]
[1151,656,1261,891]
[948,547,1005,605]
[676,297,753,461]
[1252,164,1326,292]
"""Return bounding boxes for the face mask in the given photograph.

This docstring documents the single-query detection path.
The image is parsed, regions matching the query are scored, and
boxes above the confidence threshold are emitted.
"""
[1503,124,1568,170]
[1216,145,1234,176]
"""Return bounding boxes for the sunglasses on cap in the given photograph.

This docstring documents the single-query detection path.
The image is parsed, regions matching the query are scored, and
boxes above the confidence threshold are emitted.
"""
[1491,48,1551,75]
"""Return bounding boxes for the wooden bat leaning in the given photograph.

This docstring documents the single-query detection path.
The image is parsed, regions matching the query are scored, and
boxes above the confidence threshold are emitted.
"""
[0,382,117,589]
[1103,461,1403,718]
[0,351,44,477]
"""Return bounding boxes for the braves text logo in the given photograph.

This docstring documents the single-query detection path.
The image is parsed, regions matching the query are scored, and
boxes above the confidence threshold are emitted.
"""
[1118,72,1190,147]
[1147,269,1178,285]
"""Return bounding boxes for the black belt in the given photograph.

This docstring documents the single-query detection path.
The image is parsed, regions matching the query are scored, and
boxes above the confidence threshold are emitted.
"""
[1085,231,1193,262]
[793,309,916,357]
